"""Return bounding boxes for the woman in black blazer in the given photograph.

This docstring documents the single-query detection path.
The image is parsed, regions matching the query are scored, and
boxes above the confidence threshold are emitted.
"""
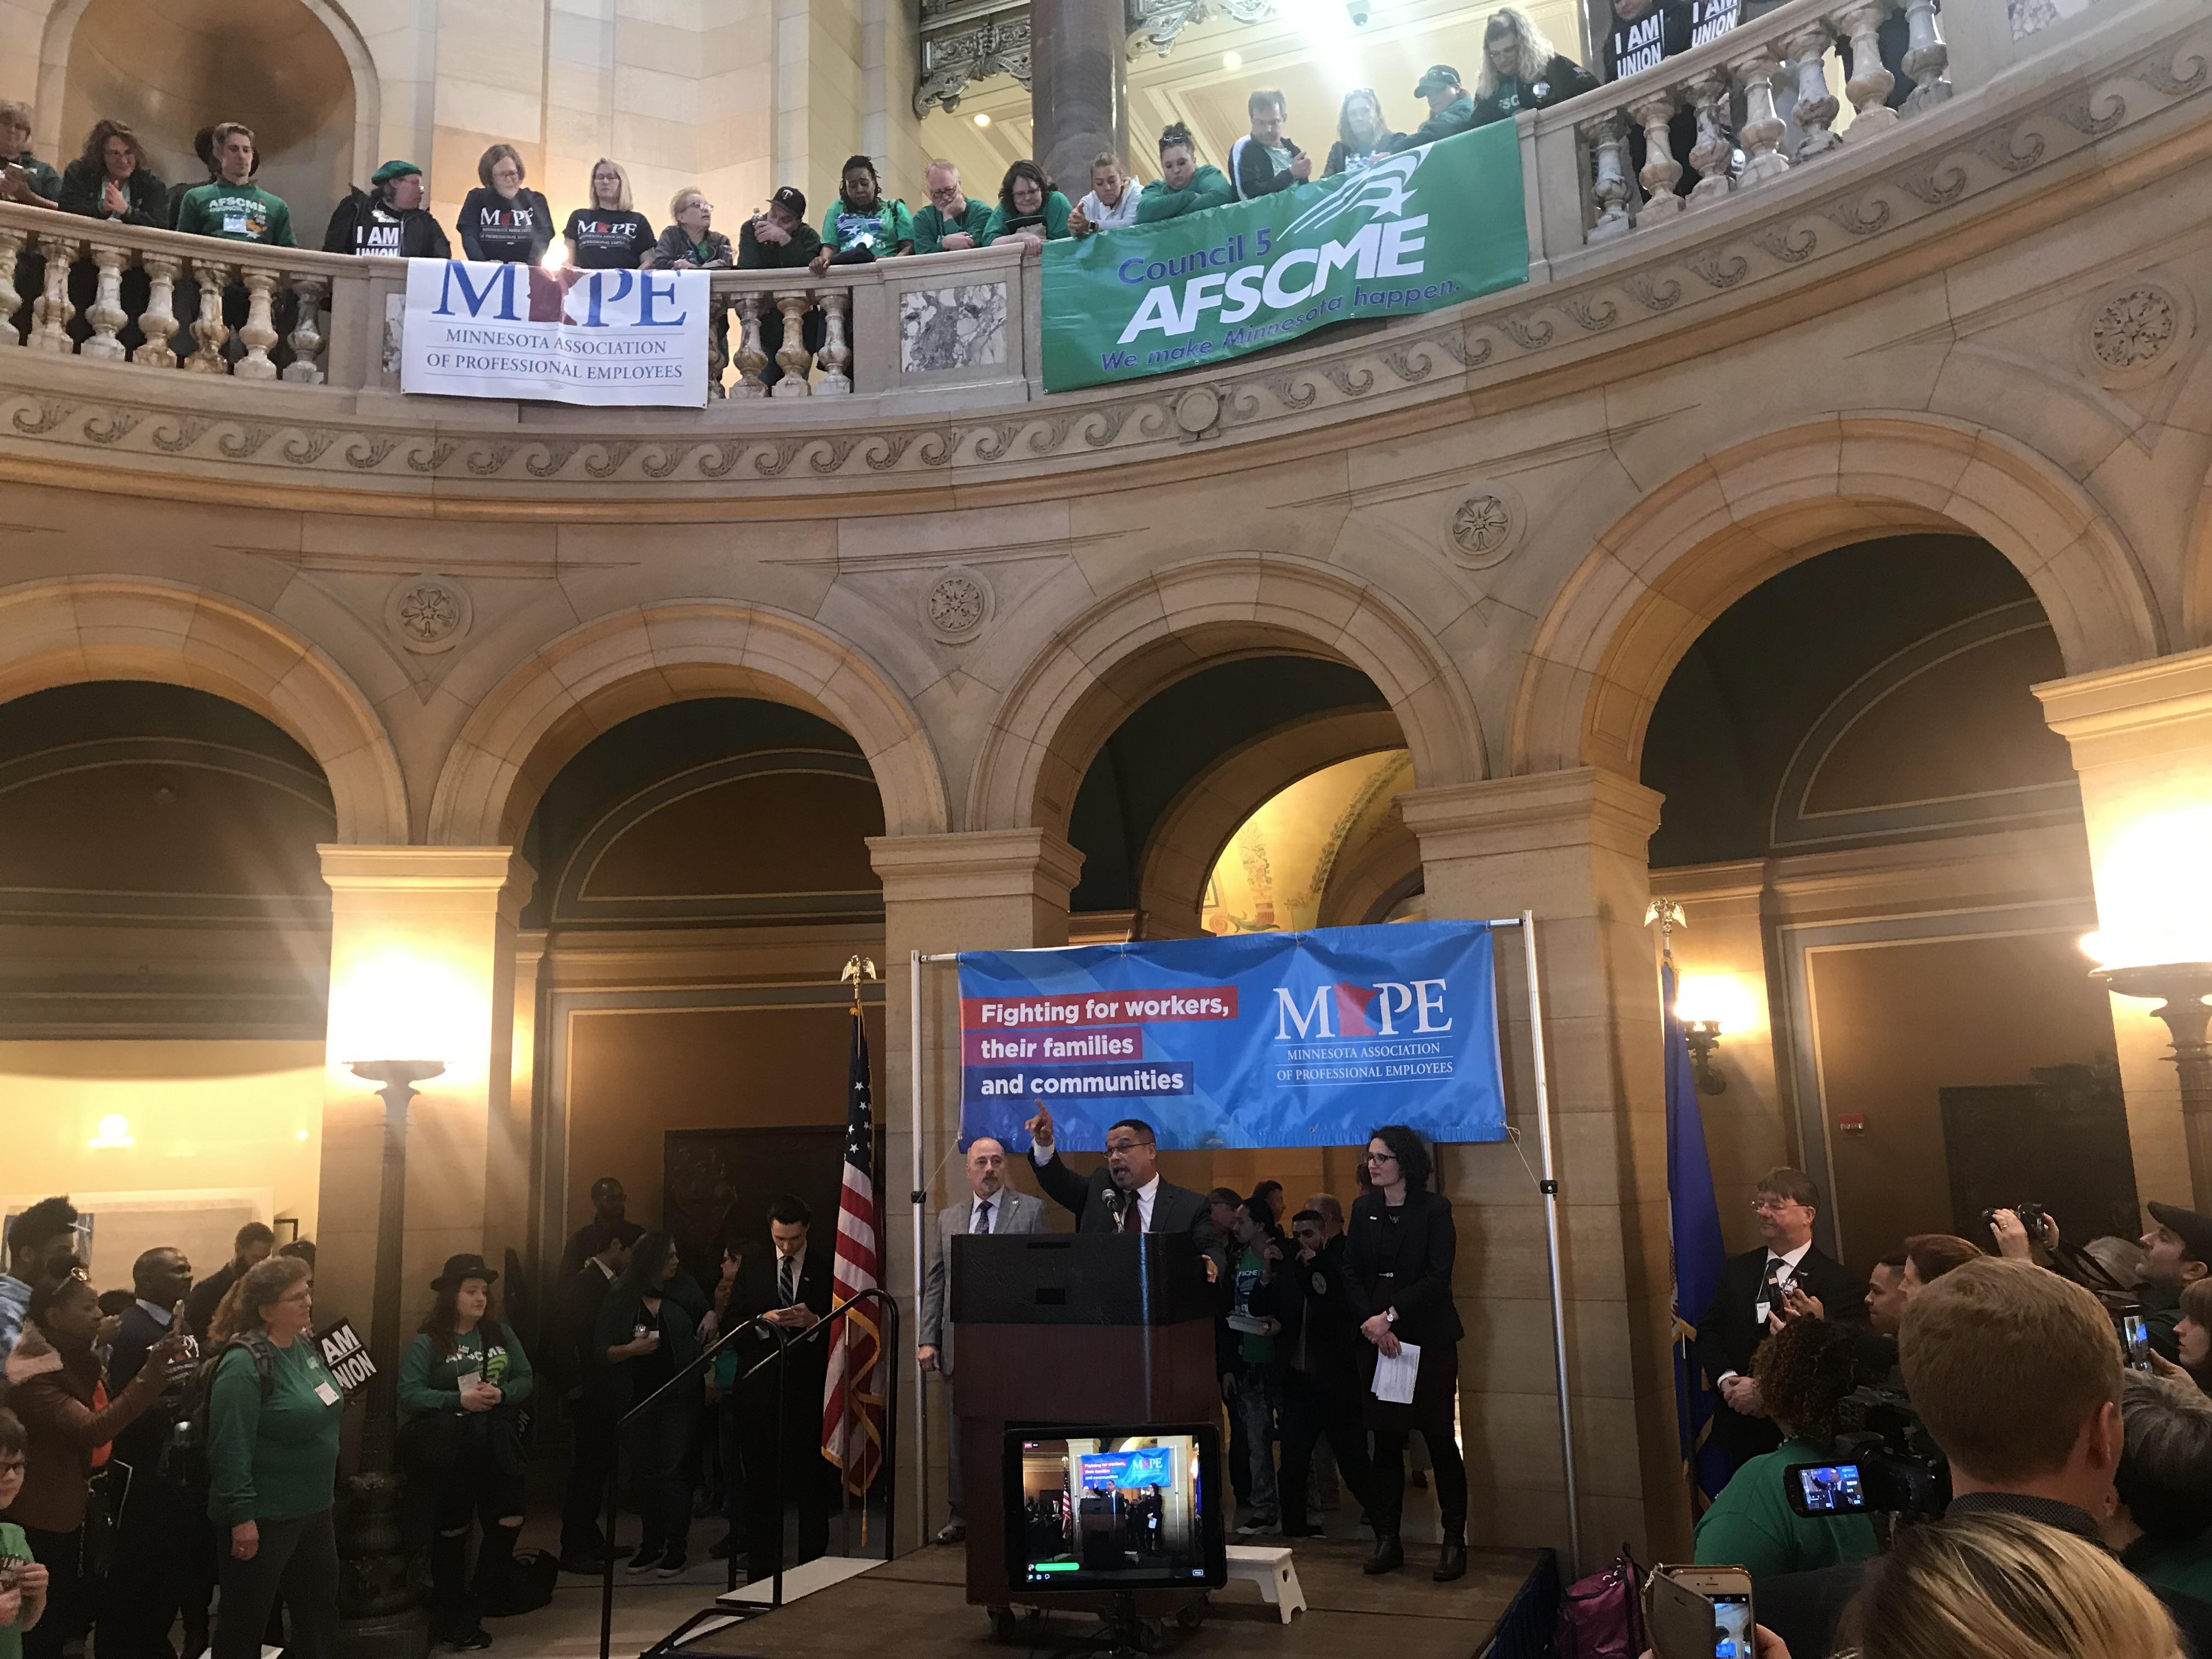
[1343,1123,1466,1581]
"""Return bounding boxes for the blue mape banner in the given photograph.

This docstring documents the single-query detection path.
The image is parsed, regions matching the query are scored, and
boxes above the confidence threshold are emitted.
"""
[956,921,1508,1152]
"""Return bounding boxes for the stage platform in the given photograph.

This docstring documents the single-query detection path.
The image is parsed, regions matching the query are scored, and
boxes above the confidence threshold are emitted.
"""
[635,1537,1557,1659]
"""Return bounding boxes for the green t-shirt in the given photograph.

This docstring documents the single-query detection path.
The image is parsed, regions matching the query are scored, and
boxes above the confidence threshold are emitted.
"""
[819,197,913,257]
[1233,1248,1275,1364]
[981,191,1073,246]
[0,1519,29,1659]
[911,196,993,254]
[207,1337,343,1527]
[176,181,297,247]
[398,1325,535,1417]
[2127,1527,2212,1603]
[1693,1436,1878,1578]
[1135,166,1234,223]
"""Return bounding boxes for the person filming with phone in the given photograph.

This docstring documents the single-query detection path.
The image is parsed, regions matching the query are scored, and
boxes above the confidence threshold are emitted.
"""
[594,1232,707,1579]
[104,1248,212,1659]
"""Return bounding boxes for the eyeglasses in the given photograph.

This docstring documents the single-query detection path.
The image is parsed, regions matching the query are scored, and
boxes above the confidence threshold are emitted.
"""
[1367,1151,1398,1165]
[1751,1198,1803,1214]
[1104,1137,1150,1155]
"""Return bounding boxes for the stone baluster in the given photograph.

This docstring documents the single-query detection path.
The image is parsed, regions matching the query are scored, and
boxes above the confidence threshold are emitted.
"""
[134,255,180,368]
[1785,24,1842,160]
[816,290,852,394]
[1629,94,1683,225]
[283,278,326,383]
[185,259,234,374]
[0,226,25,345]
[730,292,768,397]
[1731,54,1792,186]
[1839,3,1899,138]
[1586,114,1636,244]
[705,294,728,397]
[30,232,80,354]
[771,291,813,396]
[1900,0,1950,113]
[1684,74,1736,208]
[235,267,281,381]
[82,243,131,360]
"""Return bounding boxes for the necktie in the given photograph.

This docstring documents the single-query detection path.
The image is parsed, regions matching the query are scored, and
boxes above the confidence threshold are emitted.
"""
[780,1256,796,1306]
[1120,1190,1142,1234]
[977,1198,993,1234]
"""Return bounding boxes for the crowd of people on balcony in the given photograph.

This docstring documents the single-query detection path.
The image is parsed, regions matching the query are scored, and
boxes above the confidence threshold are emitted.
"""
[2,0,1940,377]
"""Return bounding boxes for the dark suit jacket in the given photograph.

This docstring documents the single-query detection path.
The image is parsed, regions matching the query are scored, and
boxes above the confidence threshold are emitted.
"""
[182,1262,238,1340]
[1259,1234,1363,1384]
[107,1303,191,1472]
[730,1243,837,1418]
[1031,1150,1227,1276]
[1695,1244,1867,1463]
[544,1262,617,1398]
[1342,1189,1465,1350]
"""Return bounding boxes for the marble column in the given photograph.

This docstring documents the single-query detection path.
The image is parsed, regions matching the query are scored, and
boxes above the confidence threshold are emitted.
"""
[2035,647,2212,1214]
[1030,0,1127,205]
[867,828,1085,1540]
[315,847,534,1375]
[1396,769,1681,1564]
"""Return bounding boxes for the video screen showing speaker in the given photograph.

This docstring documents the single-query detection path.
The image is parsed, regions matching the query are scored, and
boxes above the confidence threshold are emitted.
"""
[1003,1425,1226,1592]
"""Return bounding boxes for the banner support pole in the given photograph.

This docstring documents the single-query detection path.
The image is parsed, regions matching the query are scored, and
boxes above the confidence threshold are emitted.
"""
[1518,909,1583,1576]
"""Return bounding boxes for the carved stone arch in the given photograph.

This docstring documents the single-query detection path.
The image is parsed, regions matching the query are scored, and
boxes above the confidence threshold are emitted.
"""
[0,575,408,843]
[427,601,950,847]
[35,0,381,204]
[1508,415,2168,778]
[967,554,1486,838]
[1134,707,1404,937]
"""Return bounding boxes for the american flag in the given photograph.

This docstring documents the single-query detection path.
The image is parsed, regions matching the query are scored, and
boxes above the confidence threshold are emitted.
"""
[822,1008,885,1497]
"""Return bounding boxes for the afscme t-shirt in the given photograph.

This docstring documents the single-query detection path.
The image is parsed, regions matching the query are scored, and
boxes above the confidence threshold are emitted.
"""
[1685,0,1740,47]
[562,208,655,268]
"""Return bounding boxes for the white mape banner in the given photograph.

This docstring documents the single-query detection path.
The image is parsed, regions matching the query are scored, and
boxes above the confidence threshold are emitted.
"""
[400,260,710,406]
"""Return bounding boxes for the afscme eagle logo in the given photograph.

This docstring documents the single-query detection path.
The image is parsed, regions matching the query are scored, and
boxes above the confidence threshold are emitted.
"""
[1282,149,1425,240]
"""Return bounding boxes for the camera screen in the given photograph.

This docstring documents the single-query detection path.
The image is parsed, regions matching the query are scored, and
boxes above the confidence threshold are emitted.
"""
[1795,1463,1866,1513]
[1011,1432,1215,1589]
[1713,1592,1754,1658]
[2124,1314,2154,1372]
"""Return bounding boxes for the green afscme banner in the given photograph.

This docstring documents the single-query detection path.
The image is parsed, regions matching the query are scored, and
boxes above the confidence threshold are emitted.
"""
[1040,121,1527,392]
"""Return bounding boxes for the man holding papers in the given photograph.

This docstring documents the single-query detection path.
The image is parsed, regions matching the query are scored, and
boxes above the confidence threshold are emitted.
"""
[1344,1124,1468,1583]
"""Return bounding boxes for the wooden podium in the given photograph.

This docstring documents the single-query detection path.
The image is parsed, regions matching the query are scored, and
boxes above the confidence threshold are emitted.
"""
[950,1232,1219,1611]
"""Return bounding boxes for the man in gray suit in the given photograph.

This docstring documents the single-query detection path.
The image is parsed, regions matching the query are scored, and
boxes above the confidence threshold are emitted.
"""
[919,1134,1045,1544]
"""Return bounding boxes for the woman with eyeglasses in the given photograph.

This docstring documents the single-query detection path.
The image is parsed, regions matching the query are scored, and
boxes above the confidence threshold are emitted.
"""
[1342,1124,1467,1582]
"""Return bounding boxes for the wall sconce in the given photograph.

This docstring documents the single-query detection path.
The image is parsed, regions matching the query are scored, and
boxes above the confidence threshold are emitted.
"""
[1673,973,1759,1095]
[87,1113,135,1149]
[1682,1020,1726,1094]
[2082,935,2212,1210]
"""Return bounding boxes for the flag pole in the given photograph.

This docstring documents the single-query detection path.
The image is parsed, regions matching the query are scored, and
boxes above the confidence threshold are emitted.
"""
[1520,909,1582,1577]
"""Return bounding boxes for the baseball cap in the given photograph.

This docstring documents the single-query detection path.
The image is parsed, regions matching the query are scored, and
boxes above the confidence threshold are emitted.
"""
[371,159,422,185]
[2148,1201,2212,1263]
[771,185,807,217]
[1414,64,1462,98]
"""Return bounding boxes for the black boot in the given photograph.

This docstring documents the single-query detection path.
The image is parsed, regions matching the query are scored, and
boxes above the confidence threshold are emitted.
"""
[1363,1535,1403,1575]
[1432,1523,1467,1583]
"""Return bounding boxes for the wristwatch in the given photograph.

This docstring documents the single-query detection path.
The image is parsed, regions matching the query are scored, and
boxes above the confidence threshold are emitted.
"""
[1384,1308,1398,1326]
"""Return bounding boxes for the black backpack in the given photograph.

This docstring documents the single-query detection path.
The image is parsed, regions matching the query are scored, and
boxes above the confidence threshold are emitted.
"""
[165,1333,276,1500]
[484,1549,558,1617]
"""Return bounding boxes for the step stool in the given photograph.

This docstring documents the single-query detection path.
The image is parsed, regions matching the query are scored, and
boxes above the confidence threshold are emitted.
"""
[1223,1544,1306,1624]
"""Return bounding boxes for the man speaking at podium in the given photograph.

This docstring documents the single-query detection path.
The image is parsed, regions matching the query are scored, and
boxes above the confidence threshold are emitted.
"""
[1024,1101,1227,1279]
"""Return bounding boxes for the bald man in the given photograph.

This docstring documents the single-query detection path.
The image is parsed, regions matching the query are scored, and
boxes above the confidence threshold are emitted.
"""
[919,1137,1046,1542]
